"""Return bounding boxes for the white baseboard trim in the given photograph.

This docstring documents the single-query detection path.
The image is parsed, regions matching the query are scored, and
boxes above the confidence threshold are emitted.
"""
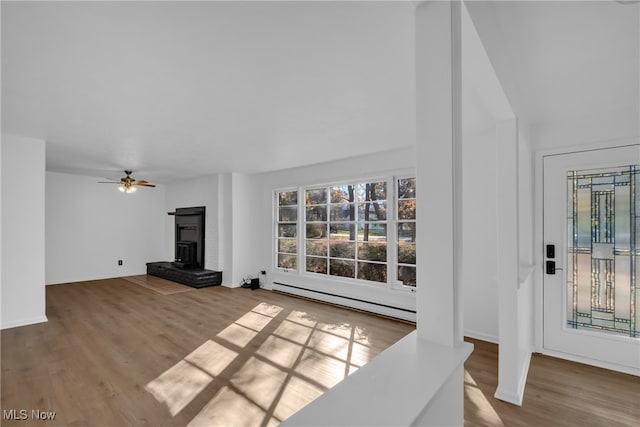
[463,329,499,344]
[1,315,48,330]
[494,387,522,406]
[272,282,416,322]
[541,348,640,376]
[222,282,241,289]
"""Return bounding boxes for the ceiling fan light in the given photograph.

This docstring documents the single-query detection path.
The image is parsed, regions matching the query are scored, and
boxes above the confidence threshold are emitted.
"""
[118,185,126,192]
[128,186,137,193]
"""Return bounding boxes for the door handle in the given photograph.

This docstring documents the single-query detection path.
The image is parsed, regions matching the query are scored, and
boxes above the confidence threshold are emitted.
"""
[546,261,563,275]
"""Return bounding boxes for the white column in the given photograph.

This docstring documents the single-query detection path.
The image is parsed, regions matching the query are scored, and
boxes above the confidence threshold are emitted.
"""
[494,118,524,404]
[416,0,463,347]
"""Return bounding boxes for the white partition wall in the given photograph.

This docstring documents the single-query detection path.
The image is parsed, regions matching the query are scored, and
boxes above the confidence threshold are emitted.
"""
[1,134,47,329]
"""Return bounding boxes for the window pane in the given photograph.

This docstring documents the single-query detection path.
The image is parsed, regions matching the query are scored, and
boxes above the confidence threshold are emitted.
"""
[279,206,297,222]
[330,241,356,259]
[330,223,356,241]
[330,204,356,221]
[398,266,416,287]
[279,191,298,206]
[398,242,416,264]
[330,259,355,278]
[306,223,327,239]
[276,189,298,271]
[278,238,297,254]
[358,202,387,221]
[358,242,387,262]
[306,205,327,222]
[398,199,416,220]
[278,224,297,238]
[357,182,387,202]
[330,185,355,203]
[357,223,387,241]
[278,254,297,269]
[306,256,327,274]
[306,240,327,256]
[358,262,387,283]
[398,178,416,199]
[398,223,416,243]
[306,188,327,205]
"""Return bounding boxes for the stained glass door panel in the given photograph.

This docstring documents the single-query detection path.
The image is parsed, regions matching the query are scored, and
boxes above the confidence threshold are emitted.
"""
[543,146,639,375]
[566,166,638,337]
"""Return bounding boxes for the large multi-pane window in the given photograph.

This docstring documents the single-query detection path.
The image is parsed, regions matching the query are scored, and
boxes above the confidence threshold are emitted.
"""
[276,190,298,269]
[304,182,388,283]
[275,176,416,288]
[397,177,416,286]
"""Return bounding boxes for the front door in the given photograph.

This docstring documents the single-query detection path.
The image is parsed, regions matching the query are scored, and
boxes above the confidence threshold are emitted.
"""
[543,145,639,375]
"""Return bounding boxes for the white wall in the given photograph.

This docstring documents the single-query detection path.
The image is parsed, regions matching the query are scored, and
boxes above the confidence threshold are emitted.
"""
[531,106,639,152]
[461,128,499,342]
[164,174,220,271]
[244,147,417,320]
[45,172,166,284]
[229,173,255,285]
[1,134,47,329]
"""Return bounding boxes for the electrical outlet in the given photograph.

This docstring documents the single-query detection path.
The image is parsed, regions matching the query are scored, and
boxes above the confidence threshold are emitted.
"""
[118,260,123,266]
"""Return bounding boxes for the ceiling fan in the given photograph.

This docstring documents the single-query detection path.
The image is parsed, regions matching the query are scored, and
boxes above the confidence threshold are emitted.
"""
[98,170,156,193]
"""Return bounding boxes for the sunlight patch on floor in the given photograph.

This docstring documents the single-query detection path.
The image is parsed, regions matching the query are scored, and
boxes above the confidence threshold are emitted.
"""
[349,341,371,367]
[230,357,289,410]
[146,303,282,417]
[464,370,505,427]
[252,302,284,318]
[184,340,239,377]
[295,349,348,389]
[286,310,318,328]
[217,323,259,348]
[273,375,324,421]
[256,335,304,369]
[235,311,275,332]
[145,301,384,425]
[272,319,314,344]
[187,386,278,427]
[308,330,351,361]
[145,360,214,416]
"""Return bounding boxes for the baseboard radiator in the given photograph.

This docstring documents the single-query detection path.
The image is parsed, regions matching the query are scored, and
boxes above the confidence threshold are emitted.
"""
[272,282,416,322]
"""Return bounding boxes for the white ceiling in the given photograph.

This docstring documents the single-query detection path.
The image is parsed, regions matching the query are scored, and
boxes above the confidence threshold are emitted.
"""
[2,1,416,181]
[2,1,638,183]
[466,0,639,129]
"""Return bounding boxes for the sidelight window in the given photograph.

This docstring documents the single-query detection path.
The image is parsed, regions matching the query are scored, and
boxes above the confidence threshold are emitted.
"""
[276,189,298,270]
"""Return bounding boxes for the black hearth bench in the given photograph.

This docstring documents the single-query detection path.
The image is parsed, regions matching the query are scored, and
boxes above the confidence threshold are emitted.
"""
[146,262,222,288]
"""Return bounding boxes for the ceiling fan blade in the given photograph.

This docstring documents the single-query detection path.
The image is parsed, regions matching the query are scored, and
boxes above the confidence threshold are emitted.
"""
[133,180,149,185]
[136,183,156,187]
[98,181,122,184]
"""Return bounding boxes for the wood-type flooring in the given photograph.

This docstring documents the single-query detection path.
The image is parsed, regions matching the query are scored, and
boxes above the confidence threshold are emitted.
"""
[2,277,638,426]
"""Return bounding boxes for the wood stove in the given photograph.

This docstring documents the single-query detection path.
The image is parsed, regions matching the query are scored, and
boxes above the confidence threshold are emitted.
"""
[171,206,205,269]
